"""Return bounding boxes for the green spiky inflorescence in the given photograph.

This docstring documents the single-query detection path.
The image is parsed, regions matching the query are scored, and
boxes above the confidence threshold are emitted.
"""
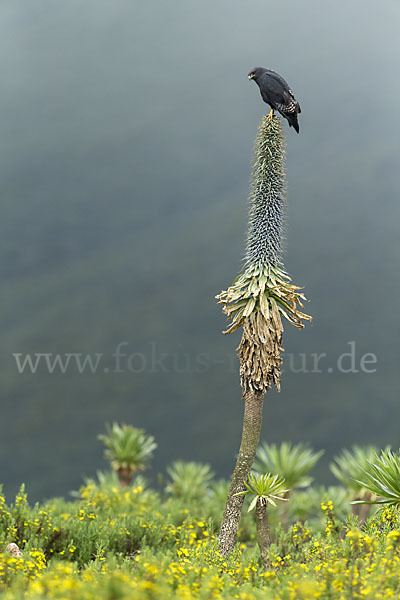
[245,114,286,267]
[217,116,311,393]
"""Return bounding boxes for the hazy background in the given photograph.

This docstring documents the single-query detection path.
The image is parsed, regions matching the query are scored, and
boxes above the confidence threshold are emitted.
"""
[1,0,399,500]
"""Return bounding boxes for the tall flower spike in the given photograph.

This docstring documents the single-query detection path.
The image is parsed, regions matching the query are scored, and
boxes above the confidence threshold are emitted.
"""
[245,113,286,267]
[217,116,311,393]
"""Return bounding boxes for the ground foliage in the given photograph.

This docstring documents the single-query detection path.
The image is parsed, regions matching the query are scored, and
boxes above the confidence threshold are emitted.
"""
[1,476,400,599]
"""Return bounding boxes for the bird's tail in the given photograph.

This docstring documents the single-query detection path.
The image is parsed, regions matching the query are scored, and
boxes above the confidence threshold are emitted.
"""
[287,113,300,133]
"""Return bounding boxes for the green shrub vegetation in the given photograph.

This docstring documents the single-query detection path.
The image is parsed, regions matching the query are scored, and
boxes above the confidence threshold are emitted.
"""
[2,445,400,599]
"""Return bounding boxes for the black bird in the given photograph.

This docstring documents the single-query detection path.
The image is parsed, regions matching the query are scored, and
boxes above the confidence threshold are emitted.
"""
[248,67,301,133]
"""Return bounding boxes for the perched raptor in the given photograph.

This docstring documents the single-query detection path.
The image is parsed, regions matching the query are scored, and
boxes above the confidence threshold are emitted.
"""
[248,67,301,133]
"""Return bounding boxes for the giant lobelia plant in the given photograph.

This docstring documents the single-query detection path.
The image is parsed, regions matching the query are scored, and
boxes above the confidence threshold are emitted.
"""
[217,115,311,555]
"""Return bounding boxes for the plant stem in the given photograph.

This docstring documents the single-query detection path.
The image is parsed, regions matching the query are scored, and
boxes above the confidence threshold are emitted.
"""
[117,467,133,488]
[255,501,272,568]
[280,490,291,530]
[218,389,264,556]
[359,491,373,523]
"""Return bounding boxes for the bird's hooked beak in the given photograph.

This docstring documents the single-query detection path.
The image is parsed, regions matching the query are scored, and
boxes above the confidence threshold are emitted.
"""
[248,73,255,80]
